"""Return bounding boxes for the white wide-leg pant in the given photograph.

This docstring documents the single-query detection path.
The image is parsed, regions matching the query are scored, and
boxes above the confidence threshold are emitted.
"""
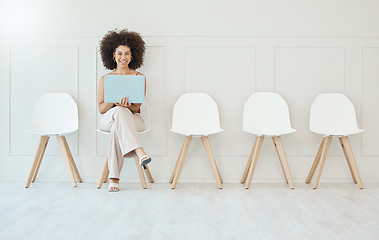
[100,106,145,179]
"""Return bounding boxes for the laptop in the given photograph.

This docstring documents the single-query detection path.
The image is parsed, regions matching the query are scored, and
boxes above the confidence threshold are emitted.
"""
[104,75,145,103]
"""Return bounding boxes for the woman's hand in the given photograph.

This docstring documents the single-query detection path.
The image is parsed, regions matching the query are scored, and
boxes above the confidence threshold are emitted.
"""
[115,96,132,108]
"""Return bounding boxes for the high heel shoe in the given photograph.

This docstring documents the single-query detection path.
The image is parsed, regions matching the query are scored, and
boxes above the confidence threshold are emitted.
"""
[139,155,152,166]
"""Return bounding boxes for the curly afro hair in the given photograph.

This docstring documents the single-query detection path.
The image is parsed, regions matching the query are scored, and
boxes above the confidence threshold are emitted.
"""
[99,29,146,70]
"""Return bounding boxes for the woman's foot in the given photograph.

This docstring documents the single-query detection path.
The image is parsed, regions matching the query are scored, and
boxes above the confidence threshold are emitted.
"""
[139,155,152,166]
[108,178,119,192]
[135,148,152,166]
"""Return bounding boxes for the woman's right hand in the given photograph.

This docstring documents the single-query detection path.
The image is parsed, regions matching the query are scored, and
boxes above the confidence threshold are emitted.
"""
[115,96,132,108]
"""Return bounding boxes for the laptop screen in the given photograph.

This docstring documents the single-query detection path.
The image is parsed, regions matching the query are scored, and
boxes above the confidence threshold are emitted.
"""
[104,75,145,103]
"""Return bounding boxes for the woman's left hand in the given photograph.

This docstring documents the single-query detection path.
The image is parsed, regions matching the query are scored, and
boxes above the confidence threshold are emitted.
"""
[115,96,132,108]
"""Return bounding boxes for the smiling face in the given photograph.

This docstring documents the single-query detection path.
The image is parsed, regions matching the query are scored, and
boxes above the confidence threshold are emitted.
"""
[113,45,132,68]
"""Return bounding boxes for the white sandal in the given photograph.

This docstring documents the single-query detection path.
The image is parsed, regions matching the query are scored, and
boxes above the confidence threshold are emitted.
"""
[108,182,119,192]
[139,155,152,166]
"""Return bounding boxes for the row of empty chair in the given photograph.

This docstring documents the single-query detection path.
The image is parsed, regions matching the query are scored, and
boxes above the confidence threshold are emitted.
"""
[25,92,363,190]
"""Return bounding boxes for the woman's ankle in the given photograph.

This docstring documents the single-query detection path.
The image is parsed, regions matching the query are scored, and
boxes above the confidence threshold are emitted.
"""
[110,178,119,183]
[135,148,147,158]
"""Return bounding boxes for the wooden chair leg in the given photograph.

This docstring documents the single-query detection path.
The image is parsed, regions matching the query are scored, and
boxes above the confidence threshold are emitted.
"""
[57,136,77,187]
[201,136,223,184]
[143,165,154,183]
[104,167,109,183]
[273,136,294,189]
[61,136,82,183]
[100,157,109,184]
[245,136,264,189]
[31,136,50,183]
[201,136,223,189]
[339,137,357,183]
[306,138,325,183]
[134,157,147,189]
[216,165,223,184]
[241,136,259,183]
[171,136,192,189]
[313,136,332,189]
[25,136,49,188]
[170,139,186,183]
[97,156,109,189]
[272,137,288,184]
[340,136,363,189]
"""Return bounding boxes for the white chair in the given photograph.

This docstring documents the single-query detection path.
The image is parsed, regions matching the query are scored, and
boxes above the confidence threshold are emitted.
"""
[306,93,363,189]
[170,93,223,189]
[241,92,296,189]
[96,102,154,189]
[25,92,82,188]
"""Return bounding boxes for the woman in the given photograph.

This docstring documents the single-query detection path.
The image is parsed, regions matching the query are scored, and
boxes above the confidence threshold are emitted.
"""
[98,29,151,192]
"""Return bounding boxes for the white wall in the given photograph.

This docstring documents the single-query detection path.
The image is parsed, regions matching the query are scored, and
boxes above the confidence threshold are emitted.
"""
[1,0,379,183]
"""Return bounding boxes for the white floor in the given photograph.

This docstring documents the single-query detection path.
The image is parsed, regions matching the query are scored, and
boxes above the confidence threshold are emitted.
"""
[0,181,378,240]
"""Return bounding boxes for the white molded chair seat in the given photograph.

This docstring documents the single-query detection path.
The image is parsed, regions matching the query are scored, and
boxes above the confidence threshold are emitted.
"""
[170,93,223,189]
[243,92,296,136]
[26,93,78,135]
[171,93,223,136]
[241,92,295,189]
[96,102,154,189]
[306,93,363,189]
[310,93,363,136]
[25,92,82,188]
